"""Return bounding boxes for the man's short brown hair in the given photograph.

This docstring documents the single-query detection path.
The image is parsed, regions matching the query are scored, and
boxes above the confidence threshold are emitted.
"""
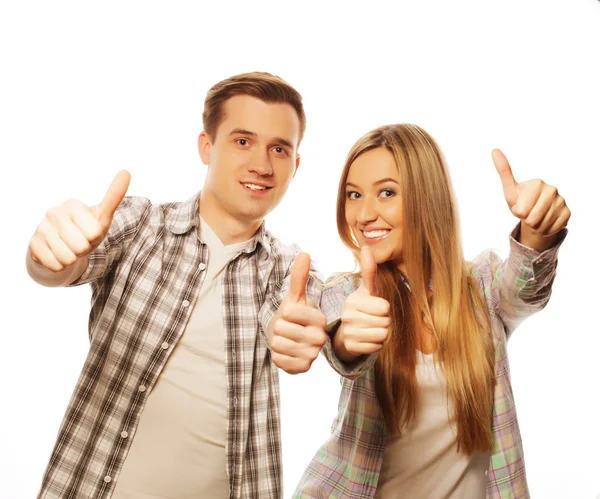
[202,72,306,145]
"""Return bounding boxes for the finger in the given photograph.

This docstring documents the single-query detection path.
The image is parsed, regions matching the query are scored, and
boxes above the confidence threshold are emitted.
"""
[287,253,310,304]
[358,246,377,295]
[55,218,93,256]
[270,352,312,375]
[354,296,391,318]
[492,149,519,207]
[344,341,385,356]
[271,334,304,356]
[533,194,561,234]
[29,236,64,272]
[512,179,542,220]
[39,220,78,267]
[544,203,570,236]
[66,200,105,244]
[282,304,327,329]
[271,334,323,359]
[275,319,327,346]
[346,327,389,345]
[523,185,557,229]
[96,170,131,227]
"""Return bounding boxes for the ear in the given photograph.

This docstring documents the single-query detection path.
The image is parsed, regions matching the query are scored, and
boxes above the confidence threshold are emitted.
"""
[198,131,212,165]
[292,154,301,178]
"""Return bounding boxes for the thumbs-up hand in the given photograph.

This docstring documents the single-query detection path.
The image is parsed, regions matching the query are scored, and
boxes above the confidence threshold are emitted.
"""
[334,246,391,363]
[492,149,570,250]
[28,171,131,272]
[270,253,328,375]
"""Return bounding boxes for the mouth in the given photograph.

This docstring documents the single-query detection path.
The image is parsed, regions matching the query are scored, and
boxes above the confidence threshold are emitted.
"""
[361,229,391,244]
[241,182,273,195]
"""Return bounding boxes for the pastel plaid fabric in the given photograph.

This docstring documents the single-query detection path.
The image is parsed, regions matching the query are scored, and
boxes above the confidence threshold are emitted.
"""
[294,227,566,499]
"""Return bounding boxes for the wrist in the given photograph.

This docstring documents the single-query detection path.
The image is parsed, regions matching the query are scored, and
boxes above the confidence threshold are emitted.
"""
[518,222,560,252]
[332,324,362,364]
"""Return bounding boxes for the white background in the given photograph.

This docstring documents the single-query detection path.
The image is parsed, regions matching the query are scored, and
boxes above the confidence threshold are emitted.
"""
[1,1,599,498]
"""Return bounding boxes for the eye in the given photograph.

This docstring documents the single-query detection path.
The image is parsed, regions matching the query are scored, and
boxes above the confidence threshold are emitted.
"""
[379,189,396,198]
[272,146,289,156]
[236,138,249,147]
[346,191,361,200]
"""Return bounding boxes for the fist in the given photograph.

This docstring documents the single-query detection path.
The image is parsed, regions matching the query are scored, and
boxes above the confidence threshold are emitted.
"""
[493,149,570,237]
[270,253,328,375]
[28,171,131,272]
[337,246,391,357]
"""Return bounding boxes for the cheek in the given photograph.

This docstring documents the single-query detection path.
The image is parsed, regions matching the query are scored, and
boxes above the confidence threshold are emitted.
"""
[345,205,356,225]
[381,205,404,228]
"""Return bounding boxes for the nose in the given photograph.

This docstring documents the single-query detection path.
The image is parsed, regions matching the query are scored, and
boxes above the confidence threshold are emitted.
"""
[248,148,273,176]
[356,196,378,224]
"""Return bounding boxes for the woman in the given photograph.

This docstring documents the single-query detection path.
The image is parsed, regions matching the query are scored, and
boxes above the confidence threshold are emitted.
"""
[294,124,569,498]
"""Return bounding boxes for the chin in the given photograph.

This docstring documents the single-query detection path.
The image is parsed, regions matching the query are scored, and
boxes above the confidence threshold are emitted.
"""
[368,247,393,265]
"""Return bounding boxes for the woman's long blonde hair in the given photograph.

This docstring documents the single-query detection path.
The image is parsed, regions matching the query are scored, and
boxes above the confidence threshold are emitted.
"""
[337,124,495,454]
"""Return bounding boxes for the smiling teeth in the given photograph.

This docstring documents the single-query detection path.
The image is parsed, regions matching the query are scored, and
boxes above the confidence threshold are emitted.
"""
[364,230,389,238]
[244,183,267,191]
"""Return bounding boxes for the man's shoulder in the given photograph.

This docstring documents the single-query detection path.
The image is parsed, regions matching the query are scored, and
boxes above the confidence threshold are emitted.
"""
[259,228,303,261]
[118,191,201,232]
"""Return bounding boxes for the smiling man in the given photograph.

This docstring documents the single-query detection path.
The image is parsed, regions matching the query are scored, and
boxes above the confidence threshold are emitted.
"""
[26,72,327,499]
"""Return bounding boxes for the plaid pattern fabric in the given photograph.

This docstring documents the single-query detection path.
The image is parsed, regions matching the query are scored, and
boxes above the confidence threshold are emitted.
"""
[294,227,567,499]
[37,191,321,499]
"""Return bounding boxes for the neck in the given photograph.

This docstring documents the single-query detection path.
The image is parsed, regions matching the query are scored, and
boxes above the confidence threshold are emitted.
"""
[199,191,263,245]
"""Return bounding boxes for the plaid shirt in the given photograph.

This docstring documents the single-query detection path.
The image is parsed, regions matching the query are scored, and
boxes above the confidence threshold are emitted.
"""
[294,227,567,499]
[37,191,321,499]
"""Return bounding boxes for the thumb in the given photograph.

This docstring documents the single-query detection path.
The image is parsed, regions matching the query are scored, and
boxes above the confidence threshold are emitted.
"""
[287,253,310,304]
[95,170,131,227]
[492,149,519,207]
[358,246,377,295]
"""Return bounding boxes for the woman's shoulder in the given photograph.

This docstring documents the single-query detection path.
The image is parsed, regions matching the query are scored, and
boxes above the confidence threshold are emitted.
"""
[468,248,503,282]
[323,272,361,297]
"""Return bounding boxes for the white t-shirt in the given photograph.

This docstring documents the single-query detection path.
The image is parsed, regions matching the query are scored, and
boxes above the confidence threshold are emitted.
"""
[112,218,249,499]
[375,351,490,499]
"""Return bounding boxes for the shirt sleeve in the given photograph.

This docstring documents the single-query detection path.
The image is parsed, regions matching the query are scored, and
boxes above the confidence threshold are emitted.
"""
[470,224,568,338]
[67,196,152,287]
[319,274,379,380]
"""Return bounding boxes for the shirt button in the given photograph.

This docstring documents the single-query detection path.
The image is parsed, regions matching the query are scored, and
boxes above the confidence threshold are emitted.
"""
[232,349,236,358]
[233,397,237,407]
[199,262,206,271]
[138,385,146,392]
[104,475,112,483]
[182,300,190,308]
[120,431,129,438]
[161,342,169,350]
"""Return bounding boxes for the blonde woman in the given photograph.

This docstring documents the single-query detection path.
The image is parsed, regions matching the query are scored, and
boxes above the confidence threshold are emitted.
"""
[293,125,569,498]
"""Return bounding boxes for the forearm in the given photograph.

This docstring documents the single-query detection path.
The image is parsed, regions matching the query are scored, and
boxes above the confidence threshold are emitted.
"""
[26,249,88,287]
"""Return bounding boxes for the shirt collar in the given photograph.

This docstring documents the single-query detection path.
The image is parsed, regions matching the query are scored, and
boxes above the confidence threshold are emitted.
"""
[167,191,272,256]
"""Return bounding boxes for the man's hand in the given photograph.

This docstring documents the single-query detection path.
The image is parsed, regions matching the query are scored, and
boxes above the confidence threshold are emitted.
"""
[270,253,327,375]
[28,170,131,272]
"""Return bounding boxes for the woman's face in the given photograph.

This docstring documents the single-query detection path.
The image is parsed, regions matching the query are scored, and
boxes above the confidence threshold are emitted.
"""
[344,147,407,272]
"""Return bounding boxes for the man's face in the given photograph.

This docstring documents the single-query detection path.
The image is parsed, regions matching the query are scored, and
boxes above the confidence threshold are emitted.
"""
[199,95,301,225]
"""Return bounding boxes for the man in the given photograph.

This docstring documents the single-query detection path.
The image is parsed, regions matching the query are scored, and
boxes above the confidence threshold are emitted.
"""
[27,72,328,499]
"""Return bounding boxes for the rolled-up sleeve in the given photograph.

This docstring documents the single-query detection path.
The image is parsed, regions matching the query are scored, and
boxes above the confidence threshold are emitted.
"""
[471,224,568,338]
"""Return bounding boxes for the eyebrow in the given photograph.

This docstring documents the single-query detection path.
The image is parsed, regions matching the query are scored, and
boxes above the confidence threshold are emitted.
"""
[228,128,295,149]
[345,178,400,188]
